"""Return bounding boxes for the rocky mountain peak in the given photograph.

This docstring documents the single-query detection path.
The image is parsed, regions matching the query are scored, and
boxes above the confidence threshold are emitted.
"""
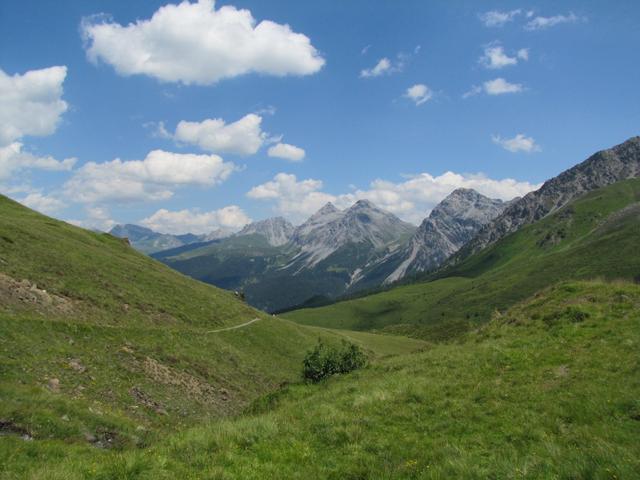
[380,189,508,284]
[237,216,295,246]
[316,202,340,216]
[289,199,415,268]
[349,199,377,210]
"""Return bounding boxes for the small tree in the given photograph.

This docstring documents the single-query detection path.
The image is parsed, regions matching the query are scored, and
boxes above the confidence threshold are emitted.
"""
[302,339,367,383]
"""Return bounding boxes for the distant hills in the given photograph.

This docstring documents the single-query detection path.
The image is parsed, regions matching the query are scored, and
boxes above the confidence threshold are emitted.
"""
[109,223,234,254]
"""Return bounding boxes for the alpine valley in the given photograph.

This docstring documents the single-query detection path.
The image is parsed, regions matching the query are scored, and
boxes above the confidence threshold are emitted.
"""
[3,3,640,478]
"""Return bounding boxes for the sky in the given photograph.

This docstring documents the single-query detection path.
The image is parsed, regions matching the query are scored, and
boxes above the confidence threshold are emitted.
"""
[1,0,639,234]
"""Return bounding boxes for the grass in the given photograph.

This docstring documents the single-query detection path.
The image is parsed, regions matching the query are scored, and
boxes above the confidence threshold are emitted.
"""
[283,178,640,340]
[0,195,425,454]
[3,280,639,478]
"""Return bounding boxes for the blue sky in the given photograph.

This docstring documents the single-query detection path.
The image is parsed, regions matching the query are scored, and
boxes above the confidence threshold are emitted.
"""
[1,0,638,233]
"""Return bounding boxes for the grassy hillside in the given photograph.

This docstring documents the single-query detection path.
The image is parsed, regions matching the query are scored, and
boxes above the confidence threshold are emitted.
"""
[284,178,640,340]
[0,195,425,450]
[4,280,639,478]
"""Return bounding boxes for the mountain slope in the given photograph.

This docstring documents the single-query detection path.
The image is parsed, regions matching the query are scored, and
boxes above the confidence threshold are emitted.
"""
[0,194,425,449]
[457,135,640,260]
[7,280,640,478]
[284,178,640,339]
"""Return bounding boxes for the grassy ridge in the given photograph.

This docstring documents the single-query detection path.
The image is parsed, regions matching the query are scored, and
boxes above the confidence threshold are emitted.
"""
[0,195,425,452]
[4,280,639,478]
[283,179,640,339]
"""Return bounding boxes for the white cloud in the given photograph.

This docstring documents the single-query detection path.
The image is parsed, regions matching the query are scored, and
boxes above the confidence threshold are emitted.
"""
[360,50,413,78]
[0,142,76,180]
[463,78,524,98]
[140,206,251,234]
[247,173,335,221]
[0,66,68,147]
[267,142,305,162]
[492,134,541,153]
[18,192,66,215]
[360,57,392,78]
[81,0,325,85]
[478,10,522,27]
[404,84,433,106]
[64,150,236,203]
[479,44,529,69]
[247,171,539,225]
[525,12,580,30]
[484,78,524,95]
[173,114,266,155]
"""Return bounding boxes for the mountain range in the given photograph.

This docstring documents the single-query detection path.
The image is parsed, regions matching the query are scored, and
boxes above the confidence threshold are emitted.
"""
[114,190,513,311]
[112,136,640,313]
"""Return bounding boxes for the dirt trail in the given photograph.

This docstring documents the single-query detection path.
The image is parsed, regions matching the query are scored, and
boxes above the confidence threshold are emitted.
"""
[206,317,262,333]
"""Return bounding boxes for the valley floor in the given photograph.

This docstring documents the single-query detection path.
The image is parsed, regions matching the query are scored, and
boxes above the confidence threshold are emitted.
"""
[2,280,639,479]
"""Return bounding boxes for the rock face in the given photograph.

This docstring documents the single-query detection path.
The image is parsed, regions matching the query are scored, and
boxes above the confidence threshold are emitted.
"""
[288,200,416,268]
[383,189,508,283]
[457,136,640,260]
[236,217,295,246]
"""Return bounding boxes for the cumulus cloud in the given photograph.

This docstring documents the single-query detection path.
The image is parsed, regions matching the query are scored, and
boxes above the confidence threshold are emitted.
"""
[0,66,68,147]
[64,150,236,203]
[464,78,524,98]
[0,142,76,180]
[484,78,524,95]
[267,142,305,162]
[492,133,541,153]
[140,206,250,234]
[172,114,266,155]
[247,171,539,224]
[478,10,522,27]
[479,44,529,69]
[18,192,66,215]
[247,173,335,221]
[525,12,580,30]
[81,0,325,85]
[404,84,433,106]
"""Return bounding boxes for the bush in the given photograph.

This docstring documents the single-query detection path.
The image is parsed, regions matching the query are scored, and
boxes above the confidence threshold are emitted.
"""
[302,340,367,383]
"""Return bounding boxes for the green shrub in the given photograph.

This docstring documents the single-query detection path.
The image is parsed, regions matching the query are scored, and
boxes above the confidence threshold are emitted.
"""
[302,340,367,383]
